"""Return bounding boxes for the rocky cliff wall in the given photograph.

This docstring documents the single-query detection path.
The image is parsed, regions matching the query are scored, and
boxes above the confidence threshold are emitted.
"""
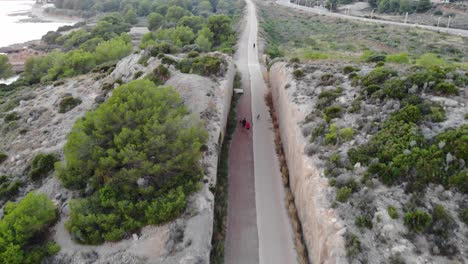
[269,62,346,264]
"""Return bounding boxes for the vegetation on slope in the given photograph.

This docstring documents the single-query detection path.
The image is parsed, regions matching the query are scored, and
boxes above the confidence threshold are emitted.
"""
[0,192,59,264]
[259,2,466,63]
[56,79,207,244]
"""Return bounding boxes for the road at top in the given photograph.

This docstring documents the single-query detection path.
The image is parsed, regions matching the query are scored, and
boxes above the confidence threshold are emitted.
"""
[224,0,298,263]
[278,0,468,37]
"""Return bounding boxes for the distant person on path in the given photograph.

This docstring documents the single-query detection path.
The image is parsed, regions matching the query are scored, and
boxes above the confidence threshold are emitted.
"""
[245,121,251,130]
[241,118,246,128]
[253,43,255,48]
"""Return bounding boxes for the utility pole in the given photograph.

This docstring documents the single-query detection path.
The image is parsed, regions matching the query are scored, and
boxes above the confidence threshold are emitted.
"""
[437,16,441,27]
[447,16,451,28]
[371,9,374,19]
[404,12,408,24]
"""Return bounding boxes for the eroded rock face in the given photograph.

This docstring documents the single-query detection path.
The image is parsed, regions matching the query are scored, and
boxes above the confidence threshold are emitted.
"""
[0,52,235,263]
[269,61,468,264]
[269,62,346,264]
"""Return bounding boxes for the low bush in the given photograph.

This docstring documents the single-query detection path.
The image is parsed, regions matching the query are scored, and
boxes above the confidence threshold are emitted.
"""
[4,112,20,122]
[336,186,352,203]
[362,67,397,86]
[387,205,399,219]
[339,127,354,141]
[324,105,343,122]
[386,53,410,64]
[434,82,459,95]
[355,215,373,229]
[0,176,22,200]
[293,69,305,79]
[390,105,423,124]
[178,56,224,76]
[0,192,58,263]
[383,78,408,100]
[404,209,432,233]
[58,96,82,113]
[343,66,358,74]
[146,64,171,85]
[317,87,343,109]
[133,71,144,79]
[361,50,386,63]
[416,53,447,68]
[29,153,58,181]
[430,204,455,238]
[0,153,7,164]
[290,57,300,63]
[57,80,207,244]
[449,170,467,193]
[460,209,468,226]
[325,124,338,145]
[345,232,361,258]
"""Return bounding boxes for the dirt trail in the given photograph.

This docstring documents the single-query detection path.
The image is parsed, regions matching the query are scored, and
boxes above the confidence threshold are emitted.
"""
[224,0,298,263]
[278,0,468,37]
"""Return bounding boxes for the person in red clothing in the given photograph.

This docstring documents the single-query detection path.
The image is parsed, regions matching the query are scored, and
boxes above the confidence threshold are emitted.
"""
[245,121,251,130]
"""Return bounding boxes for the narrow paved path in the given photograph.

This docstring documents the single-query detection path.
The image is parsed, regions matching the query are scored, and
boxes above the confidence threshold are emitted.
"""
[225,0,298,263]
[278,0,468,37]
[224,0,259,262]
[247,0,298,262]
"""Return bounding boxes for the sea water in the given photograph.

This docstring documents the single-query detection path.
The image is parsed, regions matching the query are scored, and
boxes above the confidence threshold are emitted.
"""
[0,0,75,48]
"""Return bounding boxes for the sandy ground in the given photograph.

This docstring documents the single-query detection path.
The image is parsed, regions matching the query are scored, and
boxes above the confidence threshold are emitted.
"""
[279,0,468,37]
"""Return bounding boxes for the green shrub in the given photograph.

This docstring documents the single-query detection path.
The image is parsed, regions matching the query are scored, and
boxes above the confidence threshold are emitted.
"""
[434,82,459,95]
[343,66,358,74]
[383,78,408,100]
[0,192,58,263]
[4,112,20,122]
[449,170,467,193]
[404,209,432,232]
[187,51,199,58]
[387,205,399,219]
[146,64,171,85]
[386,53,409,64]
[0,176,22,200]
[178,56,224,76]
[336,186,352,203]
[360,50,386,63]
[339,127,354,141]
[29,153,58,181]
[57,80,207,244]
[134,71,144,79]
[293,69,305,79]
[325,124,338,145]
[324,105,343,122]
[459,209,468,226]
[362,67,397,86]
[0,153,7,164]
[364,84,381,95]
[431,204,455,238]
[317,87,343,108]
[390,105,422,124]
[416,53,447,68]
[310,123,326,142]
[58,96,82,113]
[290,57,300,63]
[355,215,373,229]
[433,10,443,16]
[345,232,361,258]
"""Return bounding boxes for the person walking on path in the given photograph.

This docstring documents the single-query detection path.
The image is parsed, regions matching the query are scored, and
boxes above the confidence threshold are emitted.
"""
[241,118,247,128]
[245,121,251,130]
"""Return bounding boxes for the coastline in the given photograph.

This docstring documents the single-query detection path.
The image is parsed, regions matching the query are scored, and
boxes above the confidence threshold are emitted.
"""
[0,2,82,79]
